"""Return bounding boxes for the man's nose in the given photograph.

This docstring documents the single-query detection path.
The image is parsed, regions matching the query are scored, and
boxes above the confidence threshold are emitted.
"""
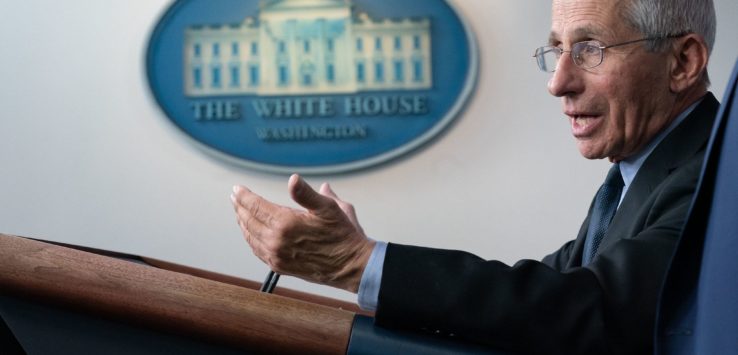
[547,53,584,97]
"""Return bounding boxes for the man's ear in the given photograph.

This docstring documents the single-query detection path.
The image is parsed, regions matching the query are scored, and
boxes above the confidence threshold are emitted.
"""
[669,33,709,93]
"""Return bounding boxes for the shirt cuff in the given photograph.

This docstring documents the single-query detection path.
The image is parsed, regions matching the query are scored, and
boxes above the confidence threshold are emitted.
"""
[357,241,387,311]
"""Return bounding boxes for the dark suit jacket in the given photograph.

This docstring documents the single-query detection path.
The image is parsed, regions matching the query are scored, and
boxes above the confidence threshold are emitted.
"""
[375,94,720,355]
[655,60,738,355]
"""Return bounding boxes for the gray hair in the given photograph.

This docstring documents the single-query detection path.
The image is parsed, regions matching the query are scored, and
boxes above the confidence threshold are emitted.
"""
[621,0,716,55]
[621,0,716,86]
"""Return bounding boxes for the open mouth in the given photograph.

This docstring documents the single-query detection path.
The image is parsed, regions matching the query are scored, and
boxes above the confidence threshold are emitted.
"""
[574,115,597,125]
[570,115,602,137]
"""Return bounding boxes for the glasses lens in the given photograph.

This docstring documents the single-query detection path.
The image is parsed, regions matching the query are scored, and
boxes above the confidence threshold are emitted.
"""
[572,42,603,69]
[535,47,560,72]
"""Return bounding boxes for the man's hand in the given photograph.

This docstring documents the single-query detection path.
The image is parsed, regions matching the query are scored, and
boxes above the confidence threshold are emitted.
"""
[230,174,375,293]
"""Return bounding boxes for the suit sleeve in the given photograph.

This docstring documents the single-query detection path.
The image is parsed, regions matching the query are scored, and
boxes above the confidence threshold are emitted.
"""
[374,156,704,355]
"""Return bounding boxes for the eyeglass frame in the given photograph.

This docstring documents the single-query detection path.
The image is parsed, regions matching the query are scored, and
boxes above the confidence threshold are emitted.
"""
[533,34,687,72]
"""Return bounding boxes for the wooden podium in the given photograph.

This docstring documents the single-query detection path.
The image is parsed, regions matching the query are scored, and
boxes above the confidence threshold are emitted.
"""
[0,233,504,354]
[0,233,360,354]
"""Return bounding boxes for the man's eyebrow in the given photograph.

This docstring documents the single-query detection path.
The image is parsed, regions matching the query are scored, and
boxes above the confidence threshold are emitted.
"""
[548,26,605,45]
[548,31,560,45]
[573,26,604,39]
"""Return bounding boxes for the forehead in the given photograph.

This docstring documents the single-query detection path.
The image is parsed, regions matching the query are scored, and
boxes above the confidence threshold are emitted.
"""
[549,0,630,43]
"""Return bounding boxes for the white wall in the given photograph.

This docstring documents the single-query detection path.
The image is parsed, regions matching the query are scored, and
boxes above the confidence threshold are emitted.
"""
[1,0,736,302]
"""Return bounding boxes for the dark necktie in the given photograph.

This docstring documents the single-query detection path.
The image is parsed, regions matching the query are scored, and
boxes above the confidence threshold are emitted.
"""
[582,163,624,265]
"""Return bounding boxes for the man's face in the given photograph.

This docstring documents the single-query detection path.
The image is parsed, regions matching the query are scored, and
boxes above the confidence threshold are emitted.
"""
[548,0,676,161]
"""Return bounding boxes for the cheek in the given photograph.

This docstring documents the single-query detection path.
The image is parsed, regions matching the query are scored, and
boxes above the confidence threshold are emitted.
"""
[601,75,646,135]
[608,87,666,155]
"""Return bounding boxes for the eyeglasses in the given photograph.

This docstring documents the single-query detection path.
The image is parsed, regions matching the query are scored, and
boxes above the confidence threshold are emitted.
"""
[533,35,684,72]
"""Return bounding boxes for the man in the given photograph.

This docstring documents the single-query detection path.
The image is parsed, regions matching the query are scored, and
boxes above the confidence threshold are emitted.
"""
[231,0,717,353]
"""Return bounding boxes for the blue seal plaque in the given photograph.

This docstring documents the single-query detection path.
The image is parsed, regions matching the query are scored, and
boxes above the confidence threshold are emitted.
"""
[147,0,477,174]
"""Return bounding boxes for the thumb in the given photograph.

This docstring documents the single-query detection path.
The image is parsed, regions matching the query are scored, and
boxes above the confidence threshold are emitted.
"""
[289,174,335,213]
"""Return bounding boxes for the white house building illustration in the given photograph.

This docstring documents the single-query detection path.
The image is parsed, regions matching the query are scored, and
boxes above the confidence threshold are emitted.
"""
[183,0,432,97]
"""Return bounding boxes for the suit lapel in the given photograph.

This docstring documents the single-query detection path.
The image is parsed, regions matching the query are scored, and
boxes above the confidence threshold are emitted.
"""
[566,200,596,268]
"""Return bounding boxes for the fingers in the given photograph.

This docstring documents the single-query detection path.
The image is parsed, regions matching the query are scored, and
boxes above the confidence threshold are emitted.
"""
[236,216,264,254]
[231,185,277,244]
[319,182,352,214]
[231,187,279,267]
[238,218,275,268]
[319,183,363,233]
[319,182,338,199]
[232,185,276,225]
[233,203,269,242]
[288,174,336,216]
[228,179,372,292]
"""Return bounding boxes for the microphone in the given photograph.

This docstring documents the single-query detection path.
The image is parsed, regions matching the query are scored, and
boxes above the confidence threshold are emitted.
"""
[260,270,280,293]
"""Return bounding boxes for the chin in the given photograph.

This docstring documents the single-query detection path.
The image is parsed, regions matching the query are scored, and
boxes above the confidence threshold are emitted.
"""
[580,154,606,161]
[576,145,607,160]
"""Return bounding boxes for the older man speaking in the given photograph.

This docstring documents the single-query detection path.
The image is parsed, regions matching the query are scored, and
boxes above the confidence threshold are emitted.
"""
[231,0,718,353]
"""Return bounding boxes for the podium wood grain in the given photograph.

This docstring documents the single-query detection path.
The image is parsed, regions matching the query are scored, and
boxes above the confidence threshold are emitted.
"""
[0,233,354,354]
